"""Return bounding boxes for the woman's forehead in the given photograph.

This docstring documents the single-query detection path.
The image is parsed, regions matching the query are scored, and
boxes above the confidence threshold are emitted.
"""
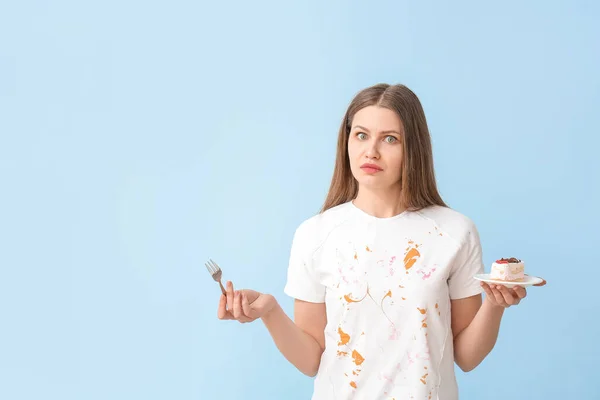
[351,106,403,133]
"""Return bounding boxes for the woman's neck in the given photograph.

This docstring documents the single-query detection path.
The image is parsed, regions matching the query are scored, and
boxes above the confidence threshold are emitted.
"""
[352,185,405,218]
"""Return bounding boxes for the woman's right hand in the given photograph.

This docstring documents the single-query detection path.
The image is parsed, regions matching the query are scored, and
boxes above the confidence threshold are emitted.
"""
[217,281,276,323]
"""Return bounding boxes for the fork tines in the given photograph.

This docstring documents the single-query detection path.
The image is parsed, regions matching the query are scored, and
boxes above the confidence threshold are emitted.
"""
[205,259,216,274]
[205,258,222,275]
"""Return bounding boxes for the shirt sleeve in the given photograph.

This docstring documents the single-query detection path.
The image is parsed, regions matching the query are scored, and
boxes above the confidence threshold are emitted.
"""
[283,221,326,303]
[448,220,485,300]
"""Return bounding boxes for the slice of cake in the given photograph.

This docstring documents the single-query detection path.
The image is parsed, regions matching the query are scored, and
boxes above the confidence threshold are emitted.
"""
[490,257,525,281]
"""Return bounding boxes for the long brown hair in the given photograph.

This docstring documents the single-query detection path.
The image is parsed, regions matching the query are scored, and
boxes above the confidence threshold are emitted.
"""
[320,83,447,213]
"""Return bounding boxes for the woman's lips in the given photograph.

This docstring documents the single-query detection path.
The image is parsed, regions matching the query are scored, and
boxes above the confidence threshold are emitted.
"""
[360,163,383,174]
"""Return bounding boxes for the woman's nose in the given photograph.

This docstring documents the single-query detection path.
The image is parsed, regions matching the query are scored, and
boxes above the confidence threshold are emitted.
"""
[364,141,380,159]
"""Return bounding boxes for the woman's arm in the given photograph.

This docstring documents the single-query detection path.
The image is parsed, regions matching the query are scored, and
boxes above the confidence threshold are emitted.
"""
[451,283,526,372]
[219,280,327,377]
[261,298,327,377]
[451,294,502,372]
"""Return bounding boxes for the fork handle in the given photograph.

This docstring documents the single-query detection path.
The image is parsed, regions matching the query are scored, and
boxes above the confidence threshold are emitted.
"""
[218,280,226,295]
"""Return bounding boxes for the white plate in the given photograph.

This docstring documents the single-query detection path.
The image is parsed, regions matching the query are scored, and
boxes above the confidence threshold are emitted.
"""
[473,274,544,288]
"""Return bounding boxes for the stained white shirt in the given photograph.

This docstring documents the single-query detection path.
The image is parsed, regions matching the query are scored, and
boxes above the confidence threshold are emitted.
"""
[284,201,484,400]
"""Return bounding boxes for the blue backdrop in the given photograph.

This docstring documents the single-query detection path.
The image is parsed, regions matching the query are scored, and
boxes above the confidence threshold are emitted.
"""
[1,1,598,399]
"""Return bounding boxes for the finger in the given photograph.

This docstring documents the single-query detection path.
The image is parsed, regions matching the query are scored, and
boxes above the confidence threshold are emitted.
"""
[497,285,518,305]
[241,292,252,317]
[482,284,497,304]
[238,292,256,323]
[234,291,254,323]
[217,294,233,320]
[481,282,493,296]
[513,286,527,299]
[491,286,507,307]
[233,291,243,319]
[226,281,235,312]
[534,278,547,287]
[526,274,547,287]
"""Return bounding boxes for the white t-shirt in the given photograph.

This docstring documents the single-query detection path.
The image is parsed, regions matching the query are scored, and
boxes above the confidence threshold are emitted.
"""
[284,201,484,400]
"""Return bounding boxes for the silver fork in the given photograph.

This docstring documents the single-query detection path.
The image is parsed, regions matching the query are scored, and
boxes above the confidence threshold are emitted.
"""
[205,258,227,294]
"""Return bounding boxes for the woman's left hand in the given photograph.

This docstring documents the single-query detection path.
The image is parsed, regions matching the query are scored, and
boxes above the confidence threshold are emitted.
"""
[480,282,527,308]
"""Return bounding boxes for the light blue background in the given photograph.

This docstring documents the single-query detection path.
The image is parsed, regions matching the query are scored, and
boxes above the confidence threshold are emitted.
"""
[1,0,598,399]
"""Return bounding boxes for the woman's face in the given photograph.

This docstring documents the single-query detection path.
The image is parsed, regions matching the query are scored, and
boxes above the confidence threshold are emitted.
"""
[347,106,404,191]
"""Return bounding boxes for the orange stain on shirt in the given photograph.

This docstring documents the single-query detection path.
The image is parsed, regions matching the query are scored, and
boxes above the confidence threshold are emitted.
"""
[354,252,358,260]
[350,381,357,389]
[404,246,421,270]
[337,351,348,357]
[366,246,372,252]
[417,307,427,314]
[344,291,367,303]
[338,327,350,346]
[420,373,429,384]
[344,294,357,303]
[421,314,428,327]
[352,349,365,366]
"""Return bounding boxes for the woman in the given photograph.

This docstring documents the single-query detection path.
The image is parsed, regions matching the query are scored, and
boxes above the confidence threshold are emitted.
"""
[217,83,541,399]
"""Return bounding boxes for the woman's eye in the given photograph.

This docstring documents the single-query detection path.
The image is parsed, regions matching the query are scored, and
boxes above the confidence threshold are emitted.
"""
[385,136,398,143]
[357,132,367,140]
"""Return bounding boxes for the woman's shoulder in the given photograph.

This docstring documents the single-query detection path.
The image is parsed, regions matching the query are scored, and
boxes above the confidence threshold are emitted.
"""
[292,201,354,244]
[296,201,353,232]
[414,205,479,243]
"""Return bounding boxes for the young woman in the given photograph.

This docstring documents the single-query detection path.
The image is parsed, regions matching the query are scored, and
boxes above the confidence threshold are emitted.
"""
[216,83,543,399]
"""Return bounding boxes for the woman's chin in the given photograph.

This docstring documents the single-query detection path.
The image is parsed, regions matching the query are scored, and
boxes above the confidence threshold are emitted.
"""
[356,177,399,191]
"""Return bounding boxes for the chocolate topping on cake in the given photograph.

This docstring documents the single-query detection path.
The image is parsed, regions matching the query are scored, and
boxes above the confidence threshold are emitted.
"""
[497,257,521,263]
